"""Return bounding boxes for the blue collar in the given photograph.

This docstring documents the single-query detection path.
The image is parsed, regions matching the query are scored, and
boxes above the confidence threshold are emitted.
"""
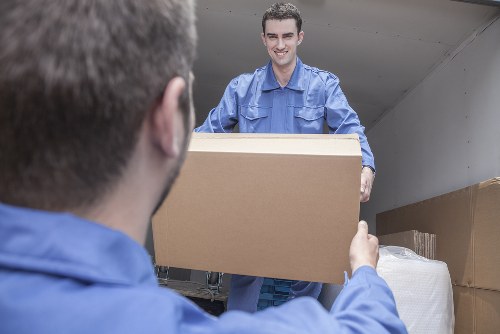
[0,203,156,286]
[261,57,306,91]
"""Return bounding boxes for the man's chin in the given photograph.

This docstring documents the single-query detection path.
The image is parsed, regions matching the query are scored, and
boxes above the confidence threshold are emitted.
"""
[272,57,292,68]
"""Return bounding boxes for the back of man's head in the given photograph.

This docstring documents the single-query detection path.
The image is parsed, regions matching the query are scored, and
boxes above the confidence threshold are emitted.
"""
[0,0,197,212]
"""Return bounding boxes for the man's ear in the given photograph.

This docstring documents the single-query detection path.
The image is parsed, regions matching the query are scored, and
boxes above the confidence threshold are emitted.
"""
[298,31,304,45]
[261,32,266,46]
[151,76,186,158]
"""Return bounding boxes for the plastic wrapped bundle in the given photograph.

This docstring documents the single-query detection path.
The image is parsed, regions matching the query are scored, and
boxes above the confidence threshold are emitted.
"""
[377,246,454,334]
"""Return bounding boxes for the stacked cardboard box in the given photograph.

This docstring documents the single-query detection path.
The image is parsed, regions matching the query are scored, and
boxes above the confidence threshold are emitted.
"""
[153,133,362,284]
[378,230,436,259]
[453,285,500,334]
[377,178,500,333]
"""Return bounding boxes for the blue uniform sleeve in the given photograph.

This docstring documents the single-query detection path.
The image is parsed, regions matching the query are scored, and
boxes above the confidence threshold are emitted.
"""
[324,75,375,170]
[195,78,239,133]
[329,266,408,333]
[177,266,407,334]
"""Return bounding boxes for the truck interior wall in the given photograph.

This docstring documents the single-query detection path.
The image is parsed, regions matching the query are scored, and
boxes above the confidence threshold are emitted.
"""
[361,17,500,231]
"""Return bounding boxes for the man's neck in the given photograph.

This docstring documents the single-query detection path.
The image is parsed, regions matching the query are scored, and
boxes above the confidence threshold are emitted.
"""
[78,183,151,246]
[77,128,159,246]
[271,57,297,88]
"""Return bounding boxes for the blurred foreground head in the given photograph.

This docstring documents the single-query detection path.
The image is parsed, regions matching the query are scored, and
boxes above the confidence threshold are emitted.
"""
[0,0,197,211]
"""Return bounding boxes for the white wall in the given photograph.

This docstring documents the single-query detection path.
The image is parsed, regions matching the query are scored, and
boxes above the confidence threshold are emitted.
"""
[361,17,500,231]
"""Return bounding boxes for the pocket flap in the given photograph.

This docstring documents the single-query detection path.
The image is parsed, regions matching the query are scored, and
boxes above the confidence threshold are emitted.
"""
[240,106,270,120]
[294,107,324,121]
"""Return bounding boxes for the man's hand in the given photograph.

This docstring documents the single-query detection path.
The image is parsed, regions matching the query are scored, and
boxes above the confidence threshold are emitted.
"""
[360,167,375,202]
[349,221,379,274]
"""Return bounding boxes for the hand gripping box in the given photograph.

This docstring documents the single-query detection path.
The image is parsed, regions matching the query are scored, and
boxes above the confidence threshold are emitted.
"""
[152,133,362,284]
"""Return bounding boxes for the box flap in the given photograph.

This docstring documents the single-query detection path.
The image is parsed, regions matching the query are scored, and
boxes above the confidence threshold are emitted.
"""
[189,133,361,156]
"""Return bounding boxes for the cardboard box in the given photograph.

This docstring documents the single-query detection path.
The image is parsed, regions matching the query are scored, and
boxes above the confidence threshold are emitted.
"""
[153,133,362,284]
[453,285,474,334]
[378,230,436,259]
[377,178,500,291]
[453,285,500,334]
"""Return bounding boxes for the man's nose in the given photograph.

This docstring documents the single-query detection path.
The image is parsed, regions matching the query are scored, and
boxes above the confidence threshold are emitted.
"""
[277,38,285,49]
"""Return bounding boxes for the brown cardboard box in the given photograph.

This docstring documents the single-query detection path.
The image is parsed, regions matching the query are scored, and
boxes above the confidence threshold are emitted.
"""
[378,230,419,250]
[377,178,500,291]
[378,230,436,259]
[152,133,362,284]
[453,285,500,334]
[453,285,474,334]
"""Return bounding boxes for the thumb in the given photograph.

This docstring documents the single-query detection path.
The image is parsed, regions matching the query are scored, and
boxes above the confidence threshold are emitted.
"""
[358,220,369,235]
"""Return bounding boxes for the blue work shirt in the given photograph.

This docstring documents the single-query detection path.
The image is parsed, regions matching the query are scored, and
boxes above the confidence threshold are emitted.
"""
[195,57,375,169]
[0,203,406,333]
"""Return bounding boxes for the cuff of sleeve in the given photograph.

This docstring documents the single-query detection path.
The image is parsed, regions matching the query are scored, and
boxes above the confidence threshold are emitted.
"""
[362,165,376,174]
[352,265,377,278]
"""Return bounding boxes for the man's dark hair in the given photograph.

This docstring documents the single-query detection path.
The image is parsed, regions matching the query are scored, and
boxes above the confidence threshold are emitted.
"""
[262,2,302,33]
[0,0,197,211]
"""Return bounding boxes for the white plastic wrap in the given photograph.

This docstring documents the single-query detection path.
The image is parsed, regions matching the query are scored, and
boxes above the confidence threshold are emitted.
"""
[377,246,454,334]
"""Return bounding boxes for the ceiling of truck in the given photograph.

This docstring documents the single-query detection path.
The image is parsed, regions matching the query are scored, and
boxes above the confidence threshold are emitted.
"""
[192,0,499,131]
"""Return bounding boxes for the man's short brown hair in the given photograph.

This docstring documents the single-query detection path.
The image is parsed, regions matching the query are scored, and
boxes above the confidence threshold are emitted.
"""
[262,2,303,33]
[0,0,197,211]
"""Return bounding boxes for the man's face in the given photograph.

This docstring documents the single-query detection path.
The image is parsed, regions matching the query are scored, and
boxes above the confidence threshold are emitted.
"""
[261,19,303,69]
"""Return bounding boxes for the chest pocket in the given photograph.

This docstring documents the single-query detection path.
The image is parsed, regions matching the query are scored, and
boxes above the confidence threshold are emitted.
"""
[239,106,270,133]
[293,107,324,133]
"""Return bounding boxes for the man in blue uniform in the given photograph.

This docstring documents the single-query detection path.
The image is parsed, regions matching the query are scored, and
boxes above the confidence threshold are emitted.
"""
[196,2,376,312]
[0,0,406,333]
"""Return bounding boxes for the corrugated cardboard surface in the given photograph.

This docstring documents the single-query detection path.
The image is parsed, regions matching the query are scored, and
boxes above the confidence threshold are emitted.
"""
[453,285,500,334]
[475,288,500,333]
[153,133,361,284]
[377,186,474,287]
[453,286,473,334]
[378,230,436,259]
[378,230,418,251]
[473,179,500,291]
[377,178,500,291]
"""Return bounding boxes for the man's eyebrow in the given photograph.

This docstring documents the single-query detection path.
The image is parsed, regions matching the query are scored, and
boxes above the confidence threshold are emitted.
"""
[266,32,295,37]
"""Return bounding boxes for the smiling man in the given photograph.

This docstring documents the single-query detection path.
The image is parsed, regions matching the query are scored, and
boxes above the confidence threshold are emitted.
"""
[0,0,408,332]
[195,2,376,313]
